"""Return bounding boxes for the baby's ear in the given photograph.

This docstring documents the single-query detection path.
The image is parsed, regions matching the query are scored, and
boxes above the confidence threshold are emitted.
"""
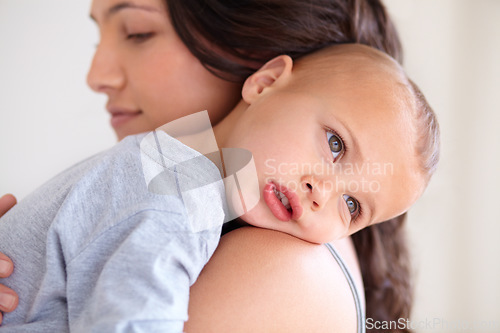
[242,55,293,104]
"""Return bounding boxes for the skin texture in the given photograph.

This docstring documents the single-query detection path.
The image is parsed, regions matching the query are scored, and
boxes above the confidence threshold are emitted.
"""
[185,227,362,333]
[214,46,425,244]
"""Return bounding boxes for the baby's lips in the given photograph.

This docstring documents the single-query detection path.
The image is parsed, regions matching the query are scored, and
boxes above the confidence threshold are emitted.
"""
[274,182,303,221]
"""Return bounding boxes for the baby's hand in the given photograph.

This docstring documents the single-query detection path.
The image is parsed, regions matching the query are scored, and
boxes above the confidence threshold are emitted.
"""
[0,194,16,217]
[0,252,18,325]
[0,193,19,324]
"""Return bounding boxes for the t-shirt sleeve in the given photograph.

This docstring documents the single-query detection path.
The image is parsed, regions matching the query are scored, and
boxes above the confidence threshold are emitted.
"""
[67,208,221,333]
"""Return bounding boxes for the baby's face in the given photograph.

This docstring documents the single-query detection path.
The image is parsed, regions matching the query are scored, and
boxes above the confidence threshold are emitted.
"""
[227,50,426,244]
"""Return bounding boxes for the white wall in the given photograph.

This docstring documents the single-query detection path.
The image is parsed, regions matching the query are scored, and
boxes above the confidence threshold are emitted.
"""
[1,0,499,331]
[384,0,500,331]
[0,0,115,199]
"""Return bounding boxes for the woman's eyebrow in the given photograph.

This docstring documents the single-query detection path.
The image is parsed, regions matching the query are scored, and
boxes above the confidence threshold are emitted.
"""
[90,2,161,22]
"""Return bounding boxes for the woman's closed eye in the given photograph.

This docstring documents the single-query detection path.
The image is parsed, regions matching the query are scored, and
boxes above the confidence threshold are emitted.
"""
[326,130,345,162]
[127,32,155,43]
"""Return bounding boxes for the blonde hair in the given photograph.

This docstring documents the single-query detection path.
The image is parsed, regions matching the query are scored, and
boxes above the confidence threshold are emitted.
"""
[408,79,440,182]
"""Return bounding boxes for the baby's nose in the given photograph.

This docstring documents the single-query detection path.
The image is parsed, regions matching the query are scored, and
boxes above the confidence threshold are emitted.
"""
[300,175,338,211]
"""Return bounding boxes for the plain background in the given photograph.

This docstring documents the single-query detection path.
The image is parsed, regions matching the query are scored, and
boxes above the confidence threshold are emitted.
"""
[1,0,499,331]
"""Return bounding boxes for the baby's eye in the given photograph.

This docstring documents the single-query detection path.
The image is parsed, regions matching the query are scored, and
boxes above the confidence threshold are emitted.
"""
[326,131,344,162]
[342,194,360,220]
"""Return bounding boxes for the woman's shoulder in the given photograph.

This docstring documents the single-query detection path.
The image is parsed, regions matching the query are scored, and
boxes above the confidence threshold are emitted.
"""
[185,226,362,333]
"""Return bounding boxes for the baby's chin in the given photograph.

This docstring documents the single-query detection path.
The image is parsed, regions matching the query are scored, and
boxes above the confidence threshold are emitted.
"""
[243,213,345,245]
[222,179,261,221]
[235,205,301,242]
[235,200,267,228]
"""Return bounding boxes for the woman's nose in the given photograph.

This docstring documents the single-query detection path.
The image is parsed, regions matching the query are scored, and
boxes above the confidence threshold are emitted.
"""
[301,175,336,212]
[86,43,125,93]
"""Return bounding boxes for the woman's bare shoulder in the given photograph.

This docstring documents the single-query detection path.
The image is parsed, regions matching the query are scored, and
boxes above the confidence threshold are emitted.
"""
[185,227,360,333]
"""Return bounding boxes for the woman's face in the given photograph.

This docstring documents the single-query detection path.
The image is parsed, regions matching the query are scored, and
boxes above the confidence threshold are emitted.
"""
[88,0,242,140]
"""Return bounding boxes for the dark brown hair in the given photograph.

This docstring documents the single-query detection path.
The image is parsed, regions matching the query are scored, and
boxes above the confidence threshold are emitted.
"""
[165,1,433,331]
[168,0,402,82]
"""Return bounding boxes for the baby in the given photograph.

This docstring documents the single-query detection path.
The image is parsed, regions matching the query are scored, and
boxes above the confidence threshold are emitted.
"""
[212,43,438,244]
[0,44,439,332]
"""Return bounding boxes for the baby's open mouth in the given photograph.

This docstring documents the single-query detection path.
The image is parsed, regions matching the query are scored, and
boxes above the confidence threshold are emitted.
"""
[263,182,303,222]
[273,187,292,213]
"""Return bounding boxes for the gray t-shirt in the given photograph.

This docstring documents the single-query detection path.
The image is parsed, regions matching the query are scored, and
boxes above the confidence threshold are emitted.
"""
[0,133,225,332]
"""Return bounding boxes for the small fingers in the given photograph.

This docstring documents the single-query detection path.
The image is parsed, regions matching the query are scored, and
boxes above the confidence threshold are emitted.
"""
[0,254,13,278]
[0,194,17,218]
[0,285,18,313]
[0,194,18,324]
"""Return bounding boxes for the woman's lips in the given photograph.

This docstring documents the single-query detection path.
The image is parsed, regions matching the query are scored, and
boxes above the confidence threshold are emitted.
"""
[263,182,303,222]
[108,108,142,129]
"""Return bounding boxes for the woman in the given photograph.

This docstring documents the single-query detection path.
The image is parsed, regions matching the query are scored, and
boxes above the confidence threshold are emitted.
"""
[0,0,413,331]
